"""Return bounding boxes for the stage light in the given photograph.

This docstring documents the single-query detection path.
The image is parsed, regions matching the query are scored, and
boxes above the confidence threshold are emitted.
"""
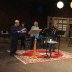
[70,2,72,8]
[57,1,64,9]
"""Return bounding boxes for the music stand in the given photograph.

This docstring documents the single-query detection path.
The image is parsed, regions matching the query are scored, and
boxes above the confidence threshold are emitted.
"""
[56,30,65,37]
[41,28,51,49]
[28,29,42,58]
[56,30,65,43]
[42,28,51,36]
[56,30,65,54]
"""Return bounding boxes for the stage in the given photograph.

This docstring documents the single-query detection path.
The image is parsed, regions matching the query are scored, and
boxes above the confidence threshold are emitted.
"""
[15,49,72,64]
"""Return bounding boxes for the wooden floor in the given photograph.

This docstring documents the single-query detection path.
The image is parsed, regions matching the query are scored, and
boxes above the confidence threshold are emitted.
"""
[0,37,72,72]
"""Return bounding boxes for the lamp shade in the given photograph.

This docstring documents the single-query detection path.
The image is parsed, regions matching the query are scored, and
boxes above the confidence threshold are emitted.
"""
[70,2,72,8]
[57,1,64,9]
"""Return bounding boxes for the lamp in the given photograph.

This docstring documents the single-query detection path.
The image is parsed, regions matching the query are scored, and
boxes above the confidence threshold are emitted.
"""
[57,1,64,9]
[70,2,72,8]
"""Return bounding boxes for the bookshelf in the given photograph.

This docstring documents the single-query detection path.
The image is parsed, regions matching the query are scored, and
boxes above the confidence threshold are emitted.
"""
[69,18,72,37]
[47,16,72,39]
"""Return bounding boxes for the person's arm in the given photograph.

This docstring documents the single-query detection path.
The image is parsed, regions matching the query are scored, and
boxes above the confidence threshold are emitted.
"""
[11,26,19,34]
[31,26,34,30]
[30,26,34,37]
[21,28,27,33]
[38,26,39,29]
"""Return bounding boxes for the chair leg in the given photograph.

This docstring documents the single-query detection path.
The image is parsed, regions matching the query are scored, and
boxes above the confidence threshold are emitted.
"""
[68,39,72,47]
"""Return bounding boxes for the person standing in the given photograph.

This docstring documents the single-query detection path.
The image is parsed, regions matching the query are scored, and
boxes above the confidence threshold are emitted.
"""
[30,21,40,49]
[19,22,27,49]
[10,20,20,56]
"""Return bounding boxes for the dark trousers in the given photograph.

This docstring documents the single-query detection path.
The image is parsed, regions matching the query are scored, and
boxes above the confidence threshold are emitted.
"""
[37,38,41,48]
[30,37,41,50]
[30,37,35,50]
[10,37,18,54]
[20,36,25,49]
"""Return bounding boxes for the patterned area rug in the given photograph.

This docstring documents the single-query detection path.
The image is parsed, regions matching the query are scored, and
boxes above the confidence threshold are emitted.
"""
[15,49,72,64]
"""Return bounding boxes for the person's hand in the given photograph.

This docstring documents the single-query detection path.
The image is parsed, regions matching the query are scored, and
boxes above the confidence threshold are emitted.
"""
[21,31,26,33]
[17,31,20,33]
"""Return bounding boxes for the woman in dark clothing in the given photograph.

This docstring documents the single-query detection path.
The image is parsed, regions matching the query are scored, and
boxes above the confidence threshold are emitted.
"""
[19,22,27,49]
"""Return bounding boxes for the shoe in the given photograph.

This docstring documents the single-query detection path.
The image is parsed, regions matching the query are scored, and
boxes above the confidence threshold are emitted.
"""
[9,53,14,56]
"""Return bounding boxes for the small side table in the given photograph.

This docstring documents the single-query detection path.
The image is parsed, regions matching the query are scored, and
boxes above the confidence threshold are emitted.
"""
[47,41,58,57]
[1,32,9,43]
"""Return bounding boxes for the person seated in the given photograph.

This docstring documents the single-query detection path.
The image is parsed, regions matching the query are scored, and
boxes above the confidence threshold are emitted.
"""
[45,24,58,52]
[50,24,58,52]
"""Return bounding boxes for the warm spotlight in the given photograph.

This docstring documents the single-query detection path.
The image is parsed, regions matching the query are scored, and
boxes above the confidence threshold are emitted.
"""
[70,2,72,8]
[57,1,64,9]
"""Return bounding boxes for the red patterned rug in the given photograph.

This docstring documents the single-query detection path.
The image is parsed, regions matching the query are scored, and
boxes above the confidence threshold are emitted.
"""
[15,49,72,64]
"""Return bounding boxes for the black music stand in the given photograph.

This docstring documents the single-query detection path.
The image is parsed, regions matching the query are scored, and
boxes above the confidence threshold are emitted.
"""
[42,28,51,37]
[56,30,65,43]
[56,30,65,36]
[41,28,51,49]
[55,30,65,53]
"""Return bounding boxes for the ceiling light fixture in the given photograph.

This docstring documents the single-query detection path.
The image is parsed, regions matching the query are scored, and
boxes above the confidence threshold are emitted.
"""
[70,2,72,8]
[57,1,64,9]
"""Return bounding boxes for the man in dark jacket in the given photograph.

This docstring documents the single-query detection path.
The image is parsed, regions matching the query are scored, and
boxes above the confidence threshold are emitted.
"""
[50,24,59,52]
[10,20,20,56]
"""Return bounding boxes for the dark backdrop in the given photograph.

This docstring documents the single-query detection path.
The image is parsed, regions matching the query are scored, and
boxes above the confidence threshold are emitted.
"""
[0,0,72,31]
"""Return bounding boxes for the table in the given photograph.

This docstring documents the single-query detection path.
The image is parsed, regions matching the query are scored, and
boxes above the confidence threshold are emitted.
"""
[1,31,9,43]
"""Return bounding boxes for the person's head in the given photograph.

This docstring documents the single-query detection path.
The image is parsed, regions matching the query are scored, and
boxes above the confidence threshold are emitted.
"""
[15,20,20,26]
[34,21,38,27]
[54,24,58,28]
[53,20,58,28]
[21,22,25,27]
